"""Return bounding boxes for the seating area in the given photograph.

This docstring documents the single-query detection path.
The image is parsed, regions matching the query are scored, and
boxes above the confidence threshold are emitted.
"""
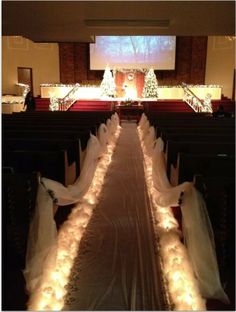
[3,111,113,184]
[3,170,39,310]
[2,110,116,310]
[2,107,235,310]
[144,111,235,310]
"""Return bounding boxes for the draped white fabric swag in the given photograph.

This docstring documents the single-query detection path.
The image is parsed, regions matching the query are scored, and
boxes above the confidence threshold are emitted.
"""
[138,113,229,303]
[23,113,120,294]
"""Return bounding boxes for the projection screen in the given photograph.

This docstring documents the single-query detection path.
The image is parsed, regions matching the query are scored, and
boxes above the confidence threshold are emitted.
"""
[90,36,176,70]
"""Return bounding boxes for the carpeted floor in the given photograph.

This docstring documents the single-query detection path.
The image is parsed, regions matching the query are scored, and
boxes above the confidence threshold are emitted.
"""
[63,121,167,311]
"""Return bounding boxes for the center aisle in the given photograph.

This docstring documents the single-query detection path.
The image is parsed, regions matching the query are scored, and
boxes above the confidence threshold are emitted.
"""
[63,121,167,310]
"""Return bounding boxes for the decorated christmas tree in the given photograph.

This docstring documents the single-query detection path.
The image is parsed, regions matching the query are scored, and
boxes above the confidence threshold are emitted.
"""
[142,68,159,98]
[100,67,116,97]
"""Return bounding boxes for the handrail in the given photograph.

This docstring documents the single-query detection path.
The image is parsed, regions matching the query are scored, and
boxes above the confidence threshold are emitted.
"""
[59,83,80,111]
[182,83,203,103]
[49,83,80,111]
[181,83,213,113]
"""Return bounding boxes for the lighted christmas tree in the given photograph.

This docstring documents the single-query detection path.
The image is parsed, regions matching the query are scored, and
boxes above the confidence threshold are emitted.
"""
[100,67,116,97]
[142,68,159,98]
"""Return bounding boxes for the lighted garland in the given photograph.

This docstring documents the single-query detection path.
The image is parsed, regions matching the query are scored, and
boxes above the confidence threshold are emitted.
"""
[27,126,121,311]
[137,126,206,311]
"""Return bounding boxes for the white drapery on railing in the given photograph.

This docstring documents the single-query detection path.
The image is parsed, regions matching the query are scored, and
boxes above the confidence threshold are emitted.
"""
[23,113,120,301]
[138,113,229,308]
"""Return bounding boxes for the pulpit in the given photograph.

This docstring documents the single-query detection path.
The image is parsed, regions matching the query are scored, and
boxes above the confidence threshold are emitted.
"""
[115,103,144,122]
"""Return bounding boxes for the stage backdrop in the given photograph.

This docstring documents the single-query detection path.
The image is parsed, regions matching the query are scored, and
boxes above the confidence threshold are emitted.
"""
[59,37,207,87]
[114,71,145,98]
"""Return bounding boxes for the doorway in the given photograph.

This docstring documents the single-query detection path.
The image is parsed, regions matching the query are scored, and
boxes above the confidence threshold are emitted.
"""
[17,67,33,95]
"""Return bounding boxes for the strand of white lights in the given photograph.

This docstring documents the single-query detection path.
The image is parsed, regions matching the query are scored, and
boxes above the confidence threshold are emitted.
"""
[27,126,121,311]
[16,83,30,98]
[137,126,206,311]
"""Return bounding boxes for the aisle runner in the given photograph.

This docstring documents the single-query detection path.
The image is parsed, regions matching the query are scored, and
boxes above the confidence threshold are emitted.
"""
[63,122,167,310]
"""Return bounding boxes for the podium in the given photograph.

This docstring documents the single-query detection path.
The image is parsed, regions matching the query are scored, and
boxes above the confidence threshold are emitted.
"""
[115,103,144,122]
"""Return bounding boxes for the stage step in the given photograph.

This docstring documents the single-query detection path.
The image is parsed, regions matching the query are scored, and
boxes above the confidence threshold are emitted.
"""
[35,98,235,114]
[144,100,194,112]
[69,100,114,111]
[35,98,50,111]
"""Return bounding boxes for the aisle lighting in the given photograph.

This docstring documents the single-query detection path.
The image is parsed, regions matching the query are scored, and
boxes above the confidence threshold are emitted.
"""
[27,127,121,311]
[137,127,206,311]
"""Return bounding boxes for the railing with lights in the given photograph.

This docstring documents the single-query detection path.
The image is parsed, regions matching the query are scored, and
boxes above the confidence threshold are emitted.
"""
[59,83,80,111]
[182,83,204,112]
[49,84,80,111]
[182,83,213,113]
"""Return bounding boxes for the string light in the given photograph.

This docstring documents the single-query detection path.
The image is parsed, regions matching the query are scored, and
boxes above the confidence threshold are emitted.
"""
[27,121,121,311]
[137,123,206,311]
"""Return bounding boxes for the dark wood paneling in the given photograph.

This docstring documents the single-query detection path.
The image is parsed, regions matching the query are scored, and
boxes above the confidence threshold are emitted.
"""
[175,36,192,83]
[74,43,87,83]
[190,37,208,84]
[59,43,75,83]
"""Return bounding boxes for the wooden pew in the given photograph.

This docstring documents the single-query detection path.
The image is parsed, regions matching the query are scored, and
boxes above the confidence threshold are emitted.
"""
[3,149,75,186]
[156,126,234,142]
[161,132,235,151]
[165,141,234,179]
[171,153,235,186]
[194,174,235,310]
[2,170,38,310]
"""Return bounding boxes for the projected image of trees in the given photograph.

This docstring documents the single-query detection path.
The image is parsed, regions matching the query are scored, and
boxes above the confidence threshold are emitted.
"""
[90,36,176,69]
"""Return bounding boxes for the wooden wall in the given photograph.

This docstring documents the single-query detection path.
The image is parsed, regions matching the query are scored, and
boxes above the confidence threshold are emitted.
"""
[59,37,207,86]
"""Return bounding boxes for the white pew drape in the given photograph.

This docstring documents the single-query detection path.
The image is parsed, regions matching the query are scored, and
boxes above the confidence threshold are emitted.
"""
[23,113,120,294]
[138,113,229,303]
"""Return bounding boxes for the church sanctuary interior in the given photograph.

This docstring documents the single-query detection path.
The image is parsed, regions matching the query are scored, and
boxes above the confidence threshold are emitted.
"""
[2,1,235,311]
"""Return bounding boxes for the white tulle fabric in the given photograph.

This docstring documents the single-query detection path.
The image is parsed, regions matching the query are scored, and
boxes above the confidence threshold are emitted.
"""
[23,182,58,294]
[98,123,109,155]
[23,114,119,294]
[138,113,229,303]
[143,126,156,157]
[181,185,228,302]
[41,134,102,206]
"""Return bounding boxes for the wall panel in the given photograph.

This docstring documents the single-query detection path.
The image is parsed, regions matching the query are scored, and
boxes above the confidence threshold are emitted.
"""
[59,43,75,83]
[191,37,207,84]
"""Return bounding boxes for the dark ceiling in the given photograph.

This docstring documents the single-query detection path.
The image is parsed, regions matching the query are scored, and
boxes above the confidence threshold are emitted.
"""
[2,1,235,43]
